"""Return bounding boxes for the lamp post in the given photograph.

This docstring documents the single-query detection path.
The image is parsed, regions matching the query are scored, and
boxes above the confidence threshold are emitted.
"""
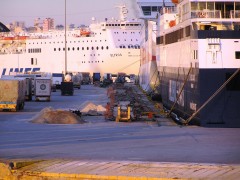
[64,0,67,75]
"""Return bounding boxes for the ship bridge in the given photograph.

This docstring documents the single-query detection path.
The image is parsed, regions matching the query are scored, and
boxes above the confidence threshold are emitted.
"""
[137,0,174,20]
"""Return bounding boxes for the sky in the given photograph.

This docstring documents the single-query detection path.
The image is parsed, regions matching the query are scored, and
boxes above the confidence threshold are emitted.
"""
[1,0,139,27]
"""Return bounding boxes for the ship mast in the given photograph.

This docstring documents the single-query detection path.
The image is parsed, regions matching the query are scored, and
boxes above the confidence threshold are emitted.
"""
[116,4,128,21]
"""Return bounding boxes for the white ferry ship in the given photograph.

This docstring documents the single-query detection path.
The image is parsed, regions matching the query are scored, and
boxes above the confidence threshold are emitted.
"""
[137,0,173,93]
[137,0,240,127]
[0,5,141,77]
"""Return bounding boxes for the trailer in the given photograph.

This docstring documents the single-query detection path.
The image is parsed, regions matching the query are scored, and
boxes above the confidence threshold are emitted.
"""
[0,78,26,111]
[35,77,51,101]
[52,73,64,89]
[15,74,41,95]
[93,72,101,84]
[81,72,91,84]
[101,73,113,87]
[2,75,33,101]
[22,77,32,101]
[72,73,82,89]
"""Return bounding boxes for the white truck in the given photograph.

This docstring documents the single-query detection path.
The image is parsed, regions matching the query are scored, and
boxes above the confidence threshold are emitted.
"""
[0,78,26,111]
[35,77,51,101]
[52,73,64,89]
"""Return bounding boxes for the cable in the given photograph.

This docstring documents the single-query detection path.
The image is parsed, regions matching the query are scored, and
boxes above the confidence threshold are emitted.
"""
[116,59,140,73]
[168,64,192,117]
[143,67,158,92]
[185,68,240,124]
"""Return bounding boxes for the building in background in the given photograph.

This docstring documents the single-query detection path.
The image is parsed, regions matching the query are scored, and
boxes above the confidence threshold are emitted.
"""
[6,21,25,32]
[12,21,25,29]
[43,18,54,31]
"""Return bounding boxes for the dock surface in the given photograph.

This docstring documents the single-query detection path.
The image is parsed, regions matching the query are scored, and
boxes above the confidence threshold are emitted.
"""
[1,159,240,179]
[1,85,240,179]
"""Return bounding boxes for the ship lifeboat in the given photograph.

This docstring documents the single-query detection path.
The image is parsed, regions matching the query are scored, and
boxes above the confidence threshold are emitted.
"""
[169,20,176,27]
[80,29,91,36]
[171,0,178,4]
[14,36,28,40]
[3,37,14,40]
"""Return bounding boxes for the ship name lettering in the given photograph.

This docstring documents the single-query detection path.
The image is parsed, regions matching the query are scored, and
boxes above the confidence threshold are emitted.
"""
[110,53,122,57]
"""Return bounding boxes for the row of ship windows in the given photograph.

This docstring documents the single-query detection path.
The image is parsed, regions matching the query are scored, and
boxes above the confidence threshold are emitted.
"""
[120,45,140,49]
[29,40,107,45]
[118,39,139,41]
[51,31,139,37]
[53,45,140,51]
[105,24,141,27]
[54,46,109,51]
[157,26,191,45]
[27,45,141,54]
[30,59,108,65]
[1,49,24,53]
[81,61,104,63]
[28,48,41,53]
[114,32,140,34]
[28,38,139,45]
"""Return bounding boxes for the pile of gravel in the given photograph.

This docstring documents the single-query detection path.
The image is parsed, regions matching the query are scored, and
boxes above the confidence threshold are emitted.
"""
[31,107,85,124]
[79,102,106,116]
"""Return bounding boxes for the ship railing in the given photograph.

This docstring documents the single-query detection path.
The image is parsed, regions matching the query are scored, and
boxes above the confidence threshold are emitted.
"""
[230,10,240,19]
[191,10,221,19]
[29,36,50,39]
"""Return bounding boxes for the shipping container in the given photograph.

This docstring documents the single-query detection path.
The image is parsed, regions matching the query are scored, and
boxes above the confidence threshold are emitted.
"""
[0,78,26,111]
[61,82,74,96]
[35,77,51,101]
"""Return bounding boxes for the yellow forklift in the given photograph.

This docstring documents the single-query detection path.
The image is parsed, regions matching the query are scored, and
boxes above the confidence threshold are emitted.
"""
[115,101,132,122]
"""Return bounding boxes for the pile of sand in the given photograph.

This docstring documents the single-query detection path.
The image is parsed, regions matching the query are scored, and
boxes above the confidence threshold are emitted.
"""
[31,107,85,124]
[79,102,106,116]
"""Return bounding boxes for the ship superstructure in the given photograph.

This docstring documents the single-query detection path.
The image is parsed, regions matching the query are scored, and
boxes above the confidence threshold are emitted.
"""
[0,5,141,76]
[138,0,240,127]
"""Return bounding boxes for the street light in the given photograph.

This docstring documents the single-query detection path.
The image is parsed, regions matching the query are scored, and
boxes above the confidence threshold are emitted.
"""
[64,0,67,75]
